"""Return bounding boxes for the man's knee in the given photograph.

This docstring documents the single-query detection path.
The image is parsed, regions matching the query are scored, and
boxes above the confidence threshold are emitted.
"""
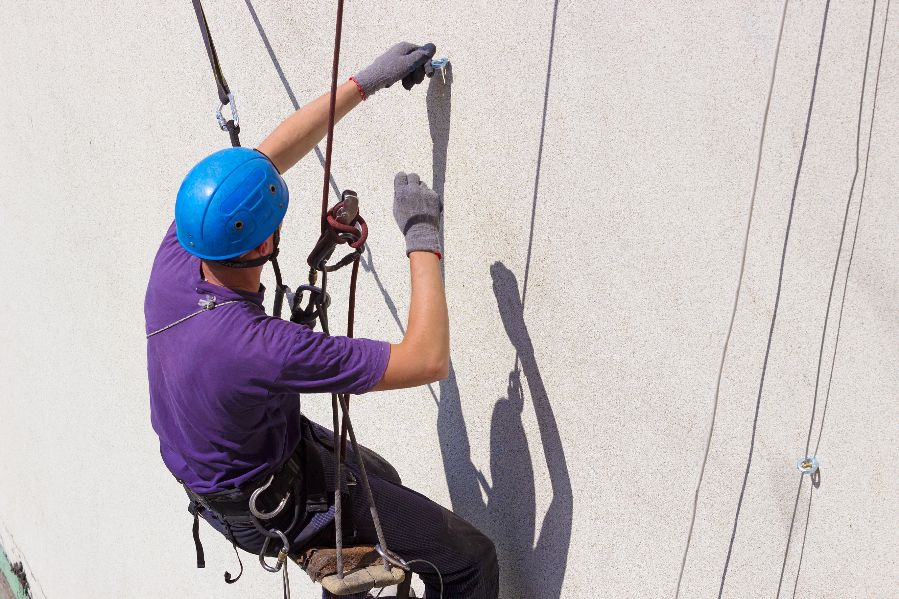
[452,528,498,599]
[471,531,497,576]
[448,517,497,576]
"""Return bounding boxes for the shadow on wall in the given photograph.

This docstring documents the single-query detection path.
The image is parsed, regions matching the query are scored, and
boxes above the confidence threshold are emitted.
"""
[428,61,573,597]
[436,263,574,599]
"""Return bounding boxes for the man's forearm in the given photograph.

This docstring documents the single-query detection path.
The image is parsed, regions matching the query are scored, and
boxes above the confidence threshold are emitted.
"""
[371,251,449,391]
[404,251,449,376]
[257,80,363,173]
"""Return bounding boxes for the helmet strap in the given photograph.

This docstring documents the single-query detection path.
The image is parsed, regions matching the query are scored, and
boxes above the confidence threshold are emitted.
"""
[212,229,281,269]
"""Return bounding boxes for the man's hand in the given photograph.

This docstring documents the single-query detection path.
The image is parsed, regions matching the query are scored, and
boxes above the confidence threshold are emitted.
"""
[352,42,437,99]
[393,172,442,257]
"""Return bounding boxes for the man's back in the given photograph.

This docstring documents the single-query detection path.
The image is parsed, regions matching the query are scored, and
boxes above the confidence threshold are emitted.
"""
[144,222,389,493]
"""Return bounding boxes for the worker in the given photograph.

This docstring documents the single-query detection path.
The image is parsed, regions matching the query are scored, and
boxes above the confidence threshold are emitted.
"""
[144,42,497,598]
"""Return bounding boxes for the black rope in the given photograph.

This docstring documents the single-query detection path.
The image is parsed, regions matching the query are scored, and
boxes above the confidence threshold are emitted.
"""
[789,485,815,599]
[785,3,892,596]
[803,0,879,459]
[813,0,891,459]
[774,0,880,591]
[191,0,241,146]
[717,1,832,596]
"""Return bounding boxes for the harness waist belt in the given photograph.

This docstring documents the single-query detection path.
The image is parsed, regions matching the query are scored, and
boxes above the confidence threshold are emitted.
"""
[186,447,303,520]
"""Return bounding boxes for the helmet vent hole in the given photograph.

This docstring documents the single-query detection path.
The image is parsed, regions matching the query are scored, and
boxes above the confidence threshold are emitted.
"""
[269,184,276,194]
[234,221,244,230]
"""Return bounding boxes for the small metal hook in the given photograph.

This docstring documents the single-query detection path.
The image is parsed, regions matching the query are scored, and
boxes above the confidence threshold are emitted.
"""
[249,474,291,520]
[796,456,819,475]
[431,57,450,84]
[374,543,410,571]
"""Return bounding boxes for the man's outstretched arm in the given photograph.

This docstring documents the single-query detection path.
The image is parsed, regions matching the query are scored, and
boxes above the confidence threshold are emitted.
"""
[257,81,361,174]
[257,42,436,174]
[372,172,448,390]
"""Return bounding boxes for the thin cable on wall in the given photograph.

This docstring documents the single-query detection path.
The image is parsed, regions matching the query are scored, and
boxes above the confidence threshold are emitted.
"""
[773,4,882,596]
[673,1,790,596]
[717,1,833,596]
[786,3,891,598]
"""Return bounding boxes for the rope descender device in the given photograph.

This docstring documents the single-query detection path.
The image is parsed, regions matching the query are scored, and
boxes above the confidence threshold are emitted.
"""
[308,189,368,273]
[796,456,819,475]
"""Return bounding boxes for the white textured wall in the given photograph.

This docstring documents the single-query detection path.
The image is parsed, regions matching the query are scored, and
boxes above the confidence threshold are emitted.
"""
[1,1,897,598]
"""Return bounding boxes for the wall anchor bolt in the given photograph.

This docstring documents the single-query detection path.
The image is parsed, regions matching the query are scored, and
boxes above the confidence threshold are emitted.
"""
[796,456,819,475]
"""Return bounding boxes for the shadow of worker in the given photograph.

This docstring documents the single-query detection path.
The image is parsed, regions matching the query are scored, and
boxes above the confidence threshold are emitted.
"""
[437,262,573,598]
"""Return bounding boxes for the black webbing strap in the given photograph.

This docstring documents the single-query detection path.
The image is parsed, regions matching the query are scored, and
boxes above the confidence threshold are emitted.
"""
[191,0,241,147]
[300,419,331,513]
[187,498,206,568]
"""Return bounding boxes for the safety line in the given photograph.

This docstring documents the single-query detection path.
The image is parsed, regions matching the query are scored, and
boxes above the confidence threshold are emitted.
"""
[775,475,808,598]
[320,0,345,231]
[774,1,882,593]
[672,2,790,597]
[717,1,832,596]
[802,0,879,459]
[788,3,891,596]
[789,485,815,599]
[776,2,885,594]
[520,0,560,309]
[813,0,891,459]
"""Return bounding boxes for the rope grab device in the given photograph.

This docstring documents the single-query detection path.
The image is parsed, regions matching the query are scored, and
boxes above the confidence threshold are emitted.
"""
[187,1,450,597]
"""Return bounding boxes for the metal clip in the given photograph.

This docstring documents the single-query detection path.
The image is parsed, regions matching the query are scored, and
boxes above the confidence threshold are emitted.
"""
[259,529,290,573]
[249,474,291,520]
[299,284,330,310]
[374,543,410,571]
[216,92,239,131]
[198,295,217,310]
[431,57,450,84]
[796,456,819,475]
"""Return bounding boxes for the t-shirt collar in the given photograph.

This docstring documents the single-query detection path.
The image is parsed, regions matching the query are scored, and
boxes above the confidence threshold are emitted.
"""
[193,257,266,307]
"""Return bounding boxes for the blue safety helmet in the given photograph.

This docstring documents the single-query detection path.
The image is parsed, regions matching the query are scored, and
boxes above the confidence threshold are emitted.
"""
[175,147,288,261]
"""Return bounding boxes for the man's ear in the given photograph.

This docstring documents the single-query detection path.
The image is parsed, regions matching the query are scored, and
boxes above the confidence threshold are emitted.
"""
[255,234,275,257]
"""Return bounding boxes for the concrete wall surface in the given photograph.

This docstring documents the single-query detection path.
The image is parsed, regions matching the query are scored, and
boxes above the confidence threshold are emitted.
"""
[1,1,897,597]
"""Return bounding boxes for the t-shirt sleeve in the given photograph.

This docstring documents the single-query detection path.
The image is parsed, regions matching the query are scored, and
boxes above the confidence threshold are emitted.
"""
[275,327,391,395]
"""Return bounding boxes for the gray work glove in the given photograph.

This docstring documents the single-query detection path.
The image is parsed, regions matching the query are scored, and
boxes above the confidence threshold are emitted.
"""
[353,42,436,98]
[393,172,442,257]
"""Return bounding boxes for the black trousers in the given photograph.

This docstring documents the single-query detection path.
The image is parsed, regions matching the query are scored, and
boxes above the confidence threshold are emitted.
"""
[200,418,498,599]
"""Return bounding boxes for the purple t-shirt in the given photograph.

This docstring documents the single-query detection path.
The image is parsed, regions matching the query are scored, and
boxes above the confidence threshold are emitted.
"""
[145,222,390,494]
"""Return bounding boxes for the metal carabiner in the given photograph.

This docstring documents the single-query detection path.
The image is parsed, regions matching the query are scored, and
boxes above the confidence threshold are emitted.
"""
[259,529,290,573]
[374,543,410,571]
[216,92,239,130]
[249,474,291,520]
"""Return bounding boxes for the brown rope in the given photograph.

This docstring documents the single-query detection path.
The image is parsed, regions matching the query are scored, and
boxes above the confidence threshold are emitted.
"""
[320,0,345,232]
[317,0,356,461]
